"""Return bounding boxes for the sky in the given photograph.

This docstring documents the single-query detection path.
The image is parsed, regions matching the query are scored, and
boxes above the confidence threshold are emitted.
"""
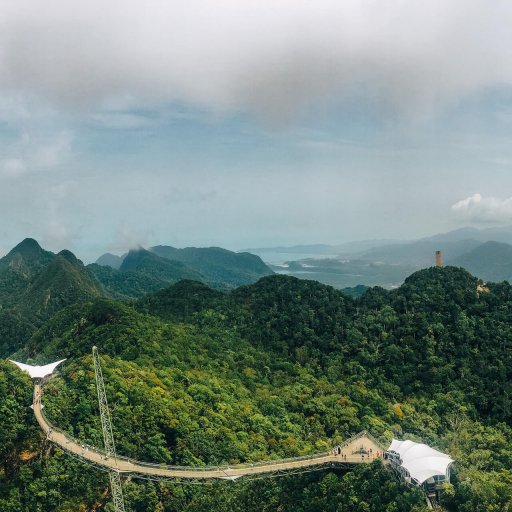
[1,0,512,262]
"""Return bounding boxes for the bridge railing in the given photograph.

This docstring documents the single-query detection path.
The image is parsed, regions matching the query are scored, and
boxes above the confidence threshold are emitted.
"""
[38,402,114,459]
[38,393,373,474]
[118,449,334,473]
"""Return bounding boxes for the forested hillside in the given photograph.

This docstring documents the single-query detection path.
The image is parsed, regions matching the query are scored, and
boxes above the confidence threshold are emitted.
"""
[149,245,274,288]
[0,240,102,356]
[1,265,512,511]
[0,240,273,356]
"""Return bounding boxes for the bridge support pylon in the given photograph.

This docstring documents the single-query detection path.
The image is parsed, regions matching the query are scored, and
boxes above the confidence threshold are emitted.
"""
[92,346,126,512]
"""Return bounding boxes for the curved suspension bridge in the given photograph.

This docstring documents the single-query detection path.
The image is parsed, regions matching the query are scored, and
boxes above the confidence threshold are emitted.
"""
[33,382,385,481]
[12,353,444,511]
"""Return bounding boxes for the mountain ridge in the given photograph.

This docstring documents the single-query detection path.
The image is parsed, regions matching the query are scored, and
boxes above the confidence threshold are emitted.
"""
[451,240,512,282]
[94,244,273,292]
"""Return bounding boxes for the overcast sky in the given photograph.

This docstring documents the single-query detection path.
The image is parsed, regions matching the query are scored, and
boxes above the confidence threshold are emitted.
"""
[1,0,512,262]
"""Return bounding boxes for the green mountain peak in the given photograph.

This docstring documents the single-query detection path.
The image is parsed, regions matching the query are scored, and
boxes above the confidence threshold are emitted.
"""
[0,238,54,274]
[21,253,103,321]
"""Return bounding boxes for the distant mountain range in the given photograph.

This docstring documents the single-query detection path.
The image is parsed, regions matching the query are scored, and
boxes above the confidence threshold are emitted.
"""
[150,245,272,288]
[93,245,273,296]
[423,225,512,244]
[451,241,512,282]
[244,240,405,260]
[359,239,482,267]
[2,225,512,358]
[96,252,124,269]
[252,225,512,288]
[0,238,273,357]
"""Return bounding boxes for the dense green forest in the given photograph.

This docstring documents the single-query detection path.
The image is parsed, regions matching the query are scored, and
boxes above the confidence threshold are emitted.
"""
[1,245,512,510]
[0,239,272,355]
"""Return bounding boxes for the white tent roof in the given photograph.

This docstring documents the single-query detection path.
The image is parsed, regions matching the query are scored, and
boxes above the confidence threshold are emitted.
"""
[9,359,66,379]
[388,439,453,484]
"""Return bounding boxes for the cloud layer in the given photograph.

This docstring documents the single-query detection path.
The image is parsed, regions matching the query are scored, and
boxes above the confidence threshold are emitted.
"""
[1,2,512,261]
[1,1,512,120]
[0,130,73,179]
[452,193,512,223]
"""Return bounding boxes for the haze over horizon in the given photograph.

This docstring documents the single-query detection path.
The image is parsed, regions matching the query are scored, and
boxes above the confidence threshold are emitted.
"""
[1,1,512,262]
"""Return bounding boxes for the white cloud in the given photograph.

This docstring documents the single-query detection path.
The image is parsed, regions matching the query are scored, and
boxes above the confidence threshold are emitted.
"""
[484,157,512,167]
[162,186,218,203]
[38,181,81,250]
[0,1,511,121]
[107,224,155,253]
[1,158,26,177]
[41,218,72,248]
[0,130,73,179]
[452,193,512,223]
[89,111,155,130]
[32,130,73,168]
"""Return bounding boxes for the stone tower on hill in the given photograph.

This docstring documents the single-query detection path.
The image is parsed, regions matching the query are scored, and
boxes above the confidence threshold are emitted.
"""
[435,250,443,267]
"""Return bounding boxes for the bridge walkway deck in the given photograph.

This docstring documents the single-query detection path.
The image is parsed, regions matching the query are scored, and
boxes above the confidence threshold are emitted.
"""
[33,384,385,480]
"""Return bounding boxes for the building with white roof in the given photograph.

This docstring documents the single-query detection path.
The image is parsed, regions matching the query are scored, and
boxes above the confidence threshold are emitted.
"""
[387,439,453,489]
[9,359,66,380]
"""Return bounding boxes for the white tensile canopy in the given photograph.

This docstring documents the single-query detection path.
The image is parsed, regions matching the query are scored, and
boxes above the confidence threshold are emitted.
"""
[388,439,453,484]
[9,359,66,379]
